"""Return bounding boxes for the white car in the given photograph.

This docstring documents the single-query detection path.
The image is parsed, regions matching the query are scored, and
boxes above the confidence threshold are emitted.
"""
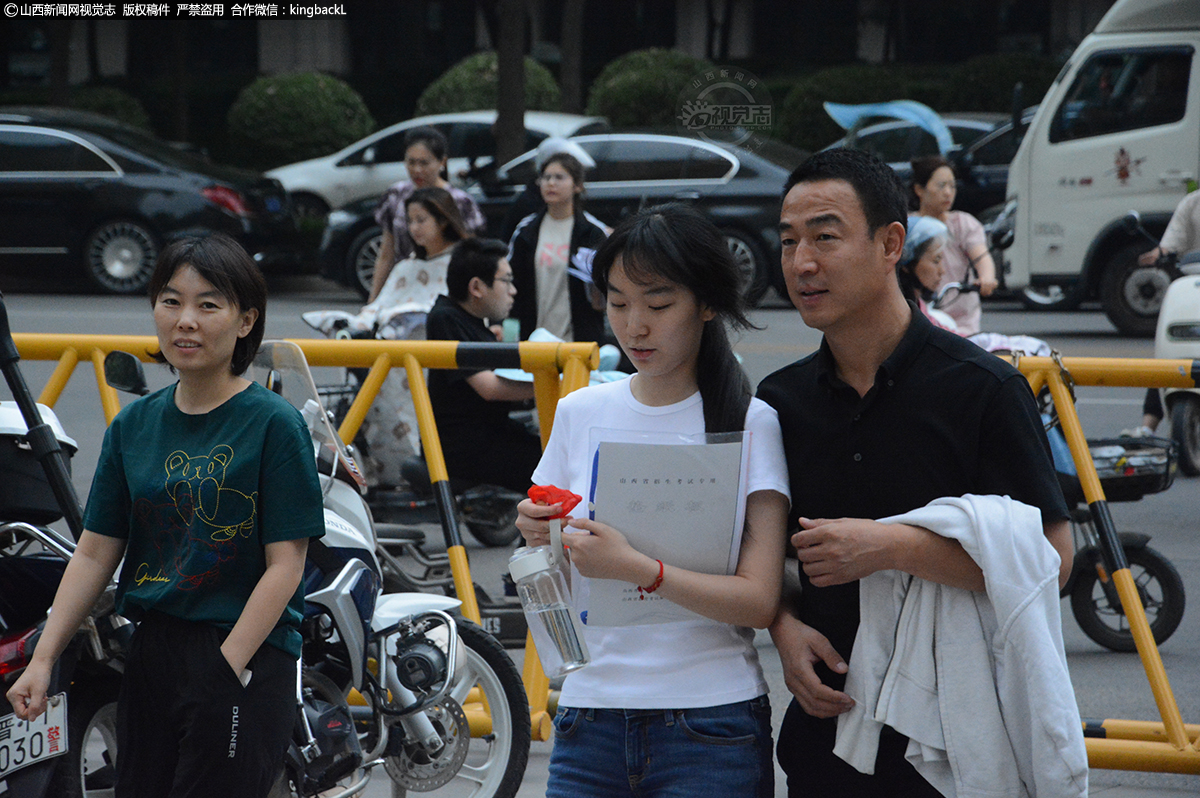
[266,110,608,218]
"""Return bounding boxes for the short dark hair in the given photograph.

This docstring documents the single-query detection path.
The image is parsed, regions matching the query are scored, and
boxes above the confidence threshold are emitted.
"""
[782,148,908,235]
[147,233,267,376]
[447,237,509,301]
[403,125,448,161]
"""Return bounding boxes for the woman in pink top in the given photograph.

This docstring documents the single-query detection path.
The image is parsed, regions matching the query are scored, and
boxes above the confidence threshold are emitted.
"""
[910,155,998,335]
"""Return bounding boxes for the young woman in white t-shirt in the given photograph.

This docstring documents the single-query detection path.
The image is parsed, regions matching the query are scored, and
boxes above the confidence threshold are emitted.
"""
[516,204,790,798]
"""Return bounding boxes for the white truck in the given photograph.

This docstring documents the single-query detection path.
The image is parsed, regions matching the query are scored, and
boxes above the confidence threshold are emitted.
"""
[1003,0,1199,335]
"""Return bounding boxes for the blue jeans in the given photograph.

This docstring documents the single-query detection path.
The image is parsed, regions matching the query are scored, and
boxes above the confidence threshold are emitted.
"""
[547,696,774,798]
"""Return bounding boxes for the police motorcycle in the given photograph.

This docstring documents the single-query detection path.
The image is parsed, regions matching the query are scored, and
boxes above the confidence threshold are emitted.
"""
[104,341,531,798]
[0,294,128,798]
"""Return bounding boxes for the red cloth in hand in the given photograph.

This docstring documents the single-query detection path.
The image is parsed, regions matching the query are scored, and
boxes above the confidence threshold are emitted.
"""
[527,485,582,518]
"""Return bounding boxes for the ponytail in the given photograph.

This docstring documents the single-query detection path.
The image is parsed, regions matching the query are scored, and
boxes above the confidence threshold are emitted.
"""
[698,319,752,434]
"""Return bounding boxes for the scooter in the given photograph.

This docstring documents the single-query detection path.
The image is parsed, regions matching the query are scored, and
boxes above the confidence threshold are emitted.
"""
[932,280,1186,651]
[0,293,129,798]
[318,365,525,549]
[1122,209,1200,475]
[1044,412,1186,652]
[103,341,532,798]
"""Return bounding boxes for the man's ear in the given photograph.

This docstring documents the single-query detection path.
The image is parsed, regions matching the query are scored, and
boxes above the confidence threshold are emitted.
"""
[880,220,906,268]
[467,275,487,300]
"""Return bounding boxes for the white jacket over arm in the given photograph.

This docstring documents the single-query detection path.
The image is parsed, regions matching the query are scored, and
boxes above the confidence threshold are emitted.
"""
[833,494,1088,798]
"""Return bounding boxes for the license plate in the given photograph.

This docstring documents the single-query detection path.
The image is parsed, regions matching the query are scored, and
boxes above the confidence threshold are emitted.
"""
[0,693,68,779]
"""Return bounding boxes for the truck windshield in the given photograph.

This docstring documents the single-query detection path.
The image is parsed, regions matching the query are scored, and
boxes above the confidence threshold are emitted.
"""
[1050,48,1192,143]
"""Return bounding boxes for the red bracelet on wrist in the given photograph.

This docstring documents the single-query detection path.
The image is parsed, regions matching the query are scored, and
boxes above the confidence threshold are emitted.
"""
[637,559,664,599]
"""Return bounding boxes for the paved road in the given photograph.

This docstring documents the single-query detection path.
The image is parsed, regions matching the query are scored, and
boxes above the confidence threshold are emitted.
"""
[2,278,1196,796]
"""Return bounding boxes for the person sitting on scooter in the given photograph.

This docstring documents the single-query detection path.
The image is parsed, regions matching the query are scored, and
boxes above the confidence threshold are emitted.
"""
[6,234,326,798]
[426,237,542,494]
[303,187,469,340]
[897,214,958,333]
[1126,190,1200,437]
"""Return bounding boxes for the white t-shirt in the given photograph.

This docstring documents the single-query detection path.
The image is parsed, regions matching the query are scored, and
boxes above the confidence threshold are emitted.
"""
[534,214,575,340]
[362,248,453,320]
[1161,190,1200,257]
[532,377,791,709]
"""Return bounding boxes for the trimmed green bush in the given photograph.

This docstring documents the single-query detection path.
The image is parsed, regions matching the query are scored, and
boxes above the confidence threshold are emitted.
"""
[772,55,1061,154]
[227,72,375,171]
[941,53,1062,113]
[416,52,560,115]
[586,48,713,129]
[776,64,909,154]
[70,86,152,129]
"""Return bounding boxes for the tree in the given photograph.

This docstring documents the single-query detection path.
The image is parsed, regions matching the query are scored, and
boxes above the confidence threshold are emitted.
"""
[559,0,585,114]
[494,0,529,164]
[47,20,71,106]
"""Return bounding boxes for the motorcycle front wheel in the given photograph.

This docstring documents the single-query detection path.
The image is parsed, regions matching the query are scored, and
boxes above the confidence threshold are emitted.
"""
[1071,544,1186,652]
[387,619,531,798]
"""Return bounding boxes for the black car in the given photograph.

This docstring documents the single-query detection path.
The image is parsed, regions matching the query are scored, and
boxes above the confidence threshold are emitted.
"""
[317,194,385,299]
[0,107,299,294]
[319,133,805,304]
[949,108,1037,218]
[476,133,805,304]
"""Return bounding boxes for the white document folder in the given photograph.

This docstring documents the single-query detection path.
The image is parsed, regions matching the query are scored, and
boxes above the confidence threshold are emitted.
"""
[583,429,750,626]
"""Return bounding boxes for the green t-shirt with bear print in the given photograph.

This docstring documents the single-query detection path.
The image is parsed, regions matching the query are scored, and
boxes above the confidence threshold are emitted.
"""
[84,381,324,657]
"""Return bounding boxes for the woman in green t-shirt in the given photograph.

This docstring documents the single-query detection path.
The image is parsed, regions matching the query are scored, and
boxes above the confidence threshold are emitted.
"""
[6,233,325,797]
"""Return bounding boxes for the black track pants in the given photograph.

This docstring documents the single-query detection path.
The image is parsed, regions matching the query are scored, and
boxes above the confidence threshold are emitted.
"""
[115,612,296,798]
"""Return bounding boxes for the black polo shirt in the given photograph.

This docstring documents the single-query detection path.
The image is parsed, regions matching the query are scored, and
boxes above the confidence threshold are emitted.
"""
[756,306,1069,686]
[426,295,517,447]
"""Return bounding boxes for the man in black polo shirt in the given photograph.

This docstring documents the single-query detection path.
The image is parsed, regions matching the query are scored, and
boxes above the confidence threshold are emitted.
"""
[757,149,1073,797]
[426,237,541,493]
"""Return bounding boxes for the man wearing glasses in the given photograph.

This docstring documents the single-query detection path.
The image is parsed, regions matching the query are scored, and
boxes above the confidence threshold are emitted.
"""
[426,237,542,493]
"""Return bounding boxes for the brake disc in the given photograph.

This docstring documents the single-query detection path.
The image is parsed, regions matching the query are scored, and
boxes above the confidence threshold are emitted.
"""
[383,698,471,790]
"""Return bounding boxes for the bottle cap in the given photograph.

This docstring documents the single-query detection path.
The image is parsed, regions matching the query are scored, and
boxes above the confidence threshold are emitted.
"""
[508,546,556,582]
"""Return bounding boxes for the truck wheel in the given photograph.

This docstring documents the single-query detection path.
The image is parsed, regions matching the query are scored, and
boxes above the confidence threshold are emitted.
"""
[1170,395,1200,476]
[1099,242,1176,337]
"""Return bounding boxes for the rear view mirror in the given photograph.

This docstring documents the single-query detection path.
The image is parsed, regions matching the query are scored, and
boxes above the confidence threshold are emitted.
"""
[1122,210,1142,235]
[103,351,149,396]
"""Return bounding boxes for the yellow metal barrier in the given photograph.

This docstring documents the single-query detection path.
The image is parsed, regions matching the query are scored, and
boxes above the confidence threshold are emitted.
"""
[13,332,597,743]
[1015,355,1198,774]
[14,334,1200,767]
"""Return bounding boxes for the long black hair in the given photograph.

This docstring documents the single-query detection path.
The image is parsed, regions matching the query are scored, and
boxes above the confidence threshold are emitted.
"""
[405,186,469,258]
[591,204,754,434]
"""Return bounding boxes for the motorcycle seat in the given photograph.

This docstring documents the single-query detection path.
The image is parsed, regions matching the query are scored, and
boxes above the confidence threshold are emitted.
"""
[374,523,427,546]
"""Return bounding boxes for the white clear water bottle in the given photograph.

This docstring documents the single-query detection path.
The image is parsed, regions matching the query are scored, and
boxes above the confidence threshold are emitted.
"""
[508,525,589,679]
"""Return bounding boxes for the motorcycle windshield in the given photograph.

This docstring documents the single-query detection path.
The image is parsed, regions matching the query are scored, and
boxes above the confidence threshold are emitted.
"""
[247,340,366,494]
